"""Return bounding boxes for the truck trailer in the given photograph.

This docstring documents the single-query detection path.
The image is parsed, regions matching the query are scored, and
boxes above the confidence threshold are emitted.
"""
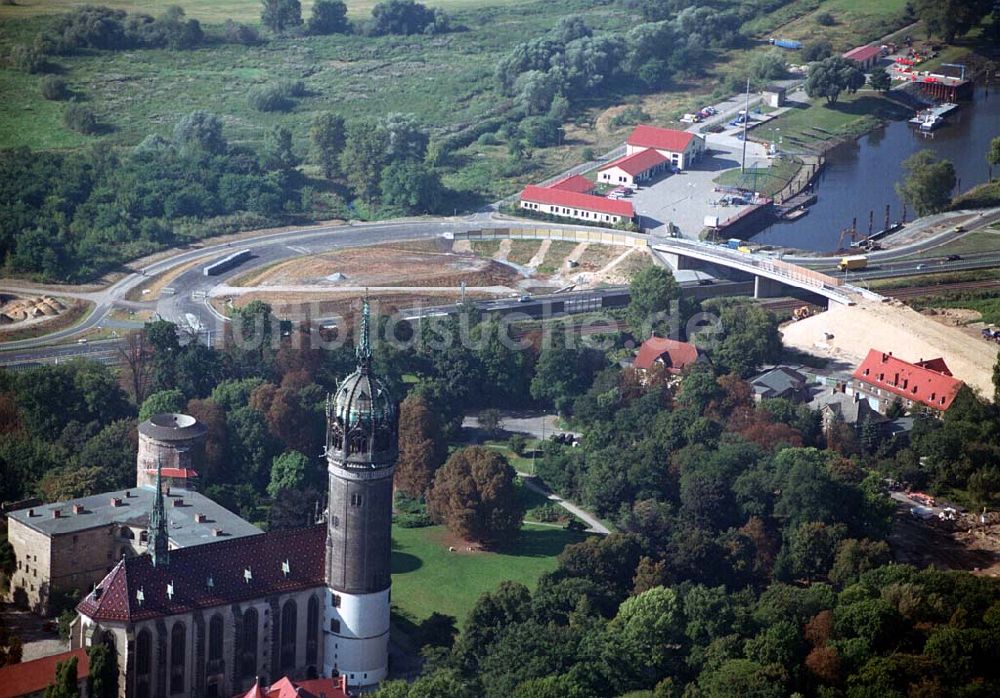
[837,255,868,271]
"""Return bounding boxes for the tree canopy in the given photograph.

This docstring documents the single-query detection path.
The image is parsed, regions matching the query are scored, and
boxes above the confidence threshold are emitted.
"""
[804,56,865,104]
[896,150,957,216]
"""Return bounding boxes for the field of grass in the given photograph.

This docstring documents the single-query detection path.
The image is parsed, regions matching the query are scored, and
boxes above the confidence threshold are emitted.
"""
[506,240,541,266]
[741,0,911,47]
[900,229,1000,260]
[537,240,578,274]
[390,523,586,623]
[714,156,802,196]
[869,268,1000,290]
[0,0,533,23]
[764,91,912,153]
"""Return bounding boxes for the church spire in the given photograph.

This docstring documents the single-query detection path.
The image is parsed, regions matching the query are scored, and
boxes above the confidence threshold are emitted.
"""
[356,295,372,374]
[148,458,169,567]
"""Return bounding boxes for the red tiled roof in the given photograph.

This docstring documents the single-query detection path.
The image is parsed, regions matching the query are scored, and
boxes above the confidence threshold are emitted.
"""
[520,185,634,218]
[549,174,595,193]
[143,467,198,478]
[852,349,963,410]
[843,45,881,63]
[627,125,696,153]
[634,337,700,373]
[236,677,349,698]
[600,148,668,176]
[77,525,326,622]
[0,649,89,698]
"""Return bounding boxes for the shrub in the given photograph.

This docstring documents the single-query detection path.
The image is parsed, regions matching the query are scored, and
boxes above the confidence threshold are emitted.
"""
[224,19,261,45]
[248,84,293,112]
[815,11,836,26]
[63,103,99,134]
[9,44,46,74]
[40,76,69,101]
[509,433,528,456]
[802,39,833,62]
[609,105,650,128]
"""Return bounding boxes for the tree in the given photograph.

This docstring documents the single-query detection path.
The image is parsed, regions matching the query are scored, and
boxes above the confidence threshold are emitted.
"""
[748,48,787,85]
[268,450,311,497]
[380,160,443,213]
[395,394,445,497]
[477,409,503,438]
[117,330,155,404]
[309,0,350,34]
[310,112,346,179]
[604,586,684,689]
[262,125,299,171]
[868,66,891,93]
[139,389,186,421]
[987,135,1000,181]
[698,659,786,698]
[368,0,445,36]
[173,110,226,154]
[912,0,993,42]
[44,656,79,698]
[896,150,956,216]
[261,0,303,32]
[87,643,118,698]
[804,56,865,104]
[626,266,681,338]
[426,446,524,547]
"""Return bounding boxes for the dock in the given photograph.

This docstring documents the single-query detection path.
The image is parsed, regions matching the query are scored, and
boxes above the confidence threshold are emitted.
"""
[909,102,959,129]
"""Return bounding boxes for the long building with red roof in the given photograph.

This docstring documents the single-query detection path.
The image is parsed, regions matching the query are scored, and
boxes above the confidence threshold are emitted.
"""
[0,649,90,698]
[519,184,634,226]
[626,125,705,169]
[843,44,883,70]
[849,349,964,413]
[548,174,596,193]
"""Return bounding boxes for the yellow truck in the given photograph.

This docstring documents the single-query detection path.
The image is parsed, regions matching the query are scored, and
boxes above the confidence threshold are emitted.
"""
[838,254,868,271]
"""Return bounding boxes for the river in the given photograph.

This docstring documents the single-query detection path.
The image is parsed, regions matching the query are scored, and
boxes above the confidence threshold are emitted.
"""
[749,87,999,252]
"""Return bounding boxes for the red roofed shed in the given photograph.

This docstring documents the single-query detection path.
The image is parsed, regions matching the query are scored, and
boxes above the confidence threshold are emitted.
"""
[0,649,90,698]
[549,174,595,193]
[843,44,882,69]
[634,337,701,375]
[850,349,963,412]
[598,149,669,187]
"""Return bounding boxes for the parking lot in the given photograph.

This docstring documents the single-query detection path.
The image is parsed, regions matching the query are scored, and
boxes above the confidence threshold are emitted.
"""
[632,144,770,239]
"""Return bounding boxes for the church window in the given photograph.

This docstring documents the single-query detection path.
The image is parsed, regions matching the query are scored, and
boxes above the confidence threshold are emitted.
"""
[350,493,363,508]
[240,608,258,679]
[170,623,186,694]
[330,619,340,634]
[136,629,152,676]
[331,593,341,607]
[331,515,339,529]
[208,614,224,670]
[306,596,319,667]
[280,600,297,671]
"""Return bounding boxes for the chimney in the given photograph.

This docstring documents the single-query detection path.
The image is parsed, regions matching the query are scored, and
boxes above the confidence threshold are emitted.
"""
[52,509,62,519]
[212,528,224,537]
[173,498,184,507]
[27,508,35,517]
[881,352,888,362]
[124,490,131,498]
[194,513,207,524]
[110,497,123,507]
[73,504,84,514]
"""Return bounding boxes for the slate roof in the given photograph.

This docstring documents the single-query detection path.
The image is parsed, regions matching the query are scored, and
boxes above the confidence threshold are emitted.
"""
[0,649,89,698]
[520,185,635,218]
[7,487,260,547]
[634,337,700,373]
[77,525,325,622]
[751,366,807,398]
[600,148,668,176]
[815,391,886,425]
[626,125,697,153]
[852,349,963,411]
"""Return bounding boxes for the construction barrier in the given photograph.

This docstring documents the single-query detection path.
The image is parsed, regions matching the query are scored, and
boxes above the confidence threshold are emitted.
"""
[454,227,648,248]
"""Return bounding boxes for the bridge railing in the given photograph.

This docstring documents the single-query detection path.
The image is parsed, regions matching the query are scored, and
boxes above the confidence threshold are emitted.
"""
[452,228,648,248]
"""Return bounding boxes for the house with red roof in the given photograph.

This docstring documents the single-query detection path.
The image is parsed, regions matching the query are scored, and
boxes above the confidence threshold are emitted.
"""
[633,336,703,375]
[519,184,635,226]
[548,174,596,194]
[597,149,669,188]
[843,44,883,70]
[237,676,349,698]
[849,349,964,413]
[0,648,90,698]
[626,125,706,169]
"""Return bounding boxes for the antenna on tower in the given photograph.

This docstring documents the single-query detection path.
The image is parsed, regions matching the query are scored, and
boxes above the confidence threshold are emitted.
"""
[357,293,372,372]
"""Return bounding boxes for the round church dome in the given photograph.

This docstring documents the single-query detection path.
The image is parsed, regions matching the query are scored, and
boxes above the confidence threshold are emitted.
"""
[333,370,395,426]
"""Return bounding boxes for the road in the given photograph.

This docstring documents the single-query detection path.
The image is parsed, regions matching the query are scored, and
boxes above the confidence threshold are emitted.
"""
[517,473,610,535]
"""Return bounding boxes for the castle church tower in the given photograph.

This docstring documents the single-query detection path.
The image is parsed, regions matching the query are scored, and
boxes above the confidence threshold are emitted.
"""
[323,301,397,687]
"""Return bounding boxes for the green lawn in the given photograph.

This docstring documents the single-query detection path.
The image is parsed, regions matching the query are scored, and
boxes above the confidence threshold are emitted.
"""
[741,0,911,48]
[714,156,802,197]
[763,91,912,152]
[390,523,587,623]
[900,229,1000,260]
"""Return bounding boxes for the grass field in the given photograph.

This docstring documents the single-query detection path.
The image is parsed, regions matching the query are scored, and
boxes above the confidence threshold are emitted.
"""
[763,91,912,152]
[714,156,802,196]
[900,228,1000,260]
[390,523,586,623]
[0,0,534,22]
[741,0,911,46]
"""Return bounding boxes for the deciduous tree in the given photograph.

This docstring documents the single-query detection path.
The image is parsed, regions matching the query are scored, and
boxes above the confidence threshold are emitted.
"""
[308,0,350,34]
[896,150,956,216]
[261,0,303,33]
[804,56,865,104]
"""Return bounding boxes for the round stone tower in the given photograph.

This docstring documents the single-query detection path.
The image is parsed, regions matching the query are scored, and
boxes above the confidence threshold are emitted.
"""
[323,301,397,687]
[136,413,207,490]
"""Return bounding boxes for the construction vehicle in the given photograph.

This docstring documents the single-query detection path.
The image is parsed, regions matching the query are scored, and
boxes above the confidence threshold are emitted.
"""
[838,254,868,271]
[792,306,813,321]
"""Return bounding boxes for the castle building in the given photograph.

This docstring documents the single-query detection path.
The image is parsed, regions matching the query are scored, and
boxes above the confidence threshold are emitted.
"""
[69,299,397,697]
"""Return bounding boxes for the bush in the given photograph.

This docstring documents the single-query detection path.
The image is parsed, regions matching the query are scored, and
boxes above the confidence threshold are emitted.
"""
[248,84,293,112]
[815,11,836,26]
[224,19,261,45]
[9,44,46,74]
[395,512,433,527]
[40,76,69,101]
[509,433,528,456]
[609,105,650,129]
[63,103,99,134]
[528,503,563,522]
[802,39,832,62]
[477,132,501,146]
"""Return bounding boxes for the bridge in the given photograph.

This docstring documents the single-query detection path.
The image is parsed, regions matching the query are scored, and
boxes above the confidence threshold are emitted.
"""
[651,239,873,306]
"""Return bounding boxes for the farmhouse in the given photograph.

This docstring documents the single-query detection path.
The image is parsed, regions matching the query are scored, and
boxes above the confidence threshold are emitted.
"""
[843,44,883,70]
[519,185,634,226]
[633,336,702,375]
[598,149,669,187]
[849,349,963,413]
[626,125,705,170]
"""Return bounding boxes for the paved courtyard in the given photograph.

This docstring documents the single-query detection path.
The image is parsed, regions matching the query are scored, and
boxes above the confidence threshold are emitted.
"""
[633,144,770,239]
